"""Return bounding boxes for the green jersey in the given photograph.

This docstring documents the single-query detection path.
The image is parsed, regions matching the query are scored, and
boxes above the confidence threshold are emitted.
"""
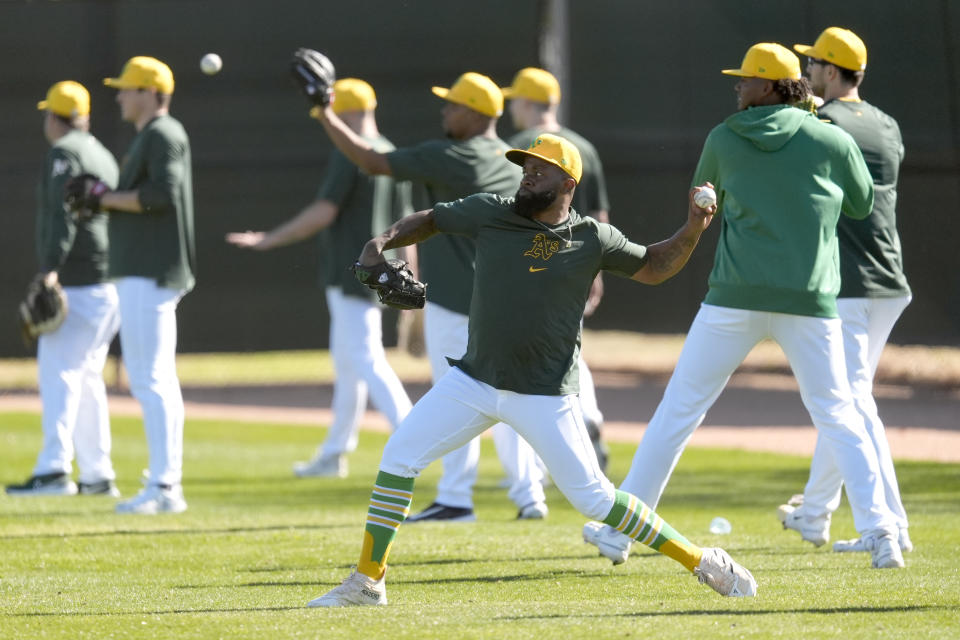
[316,136,410,300]
[692,104,874,318]
[433,193,648,395]
[819,99,910,298]
[386,136,521,315]
[509,126,610,217]
[36,130,118,286]
[108,114,196,292]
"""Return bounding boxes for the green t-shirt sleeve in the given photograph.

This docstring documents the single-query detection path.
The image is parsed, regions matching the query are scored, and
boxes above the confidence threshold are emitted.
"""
[597,222,648,277]
[39,148,82,272]
[840,137,875,220]
[385,140,450,185]
[138,129,188,214]
[315,148,356,206]
[432,193,492,238]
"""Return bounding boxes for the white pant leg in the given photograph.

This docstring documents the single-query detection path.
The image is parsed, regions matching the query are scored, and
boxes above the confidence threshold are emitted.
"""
[498,390,615,520]
[321,288,413,457]
[577,354,604,427]
[116,277,184,487]
[803,296,911,528]
[380,367,497,478]
[619,304,763,508]
[35,284,119,480]
[772,312,897,535]
[490,423,546,508]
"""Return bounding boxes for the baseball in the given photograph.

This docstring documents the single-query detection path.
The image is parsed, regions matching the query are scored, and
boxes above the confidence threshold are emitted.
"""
[200,53,222,75]
[694,186,717,209]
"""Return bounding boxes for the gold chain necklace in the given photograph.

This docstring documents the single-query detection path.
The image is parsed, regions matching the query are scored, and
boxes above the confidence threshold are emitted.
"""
[533,217,572,248]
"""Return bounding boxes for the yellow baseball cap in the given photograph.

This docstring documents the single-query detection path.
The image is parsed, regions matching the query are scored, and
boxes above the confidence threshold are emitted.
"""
[104,56,175,94]
[794,27,867,71]
[501,67,560,104]
[37,81,90,118]
[506,133,582,183]
[332,78,377,114]
[722,43,801,80]
[431,72,502,117]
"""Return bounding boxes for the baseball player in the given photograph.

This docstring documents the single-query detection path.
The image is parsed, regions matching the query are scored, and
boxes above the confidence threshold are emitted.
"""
[582,43,905,570]
[310,71,548,521]
[6,81,120,498]
[503,67,611,471]
[308,133,757,607]
[779,28,914,554]
[67,56,196,514]
[226,78,413,478]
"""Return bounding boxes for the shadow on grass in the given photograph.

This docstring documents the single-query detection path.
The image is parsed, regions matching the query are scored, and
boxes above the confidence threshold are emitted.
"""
[0,522,353,540]
[7,605,302,618]
[500,604,947,620]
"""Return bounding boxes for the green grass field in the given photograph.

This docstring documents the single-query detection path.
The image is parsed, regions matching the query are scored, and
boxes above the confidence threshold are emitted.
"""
[1,412,958,639]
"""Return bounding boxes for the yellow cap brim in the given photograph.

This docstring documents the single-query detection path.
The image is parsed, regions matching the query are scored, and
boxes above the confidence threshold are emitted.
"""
[505,148,578,183]
[721,69,753,77]
[431,86,449,99]
[103,77,137,89]
[500,87,517,98]
[37,100,48,111]
[793,44,816,57]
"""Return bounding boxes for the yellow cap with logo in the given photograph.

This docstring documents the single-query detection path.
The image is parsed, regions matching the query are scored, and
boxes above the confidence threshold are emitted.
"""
[104,56,175,94]
[37,81,90,118]
[332,78,377,114]
[506,133,582,184]
[431,72,502,117]
[501,67,560,104]
[722,43,801,80]
[794,27,867,71]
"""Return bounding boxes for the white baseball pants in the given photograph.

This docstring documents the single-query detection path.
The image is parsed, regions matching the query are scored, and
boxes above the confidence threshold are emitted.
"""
[424,302,545,510]
[116,277,184,487]
[319,287,412,456]
[619,303,898,535]
[35,283,119,483]
[802,295,911,528]
[380,366,614,520]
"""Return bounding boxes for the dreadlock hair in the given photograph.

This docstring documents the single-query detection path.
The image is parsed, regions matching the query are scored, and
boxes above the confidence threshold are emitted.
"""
[773,77,813,106]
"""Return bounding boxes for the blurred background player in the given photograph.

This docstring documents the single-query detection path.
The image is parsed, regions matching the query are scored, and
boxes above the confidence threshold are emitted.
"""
[780,27,913,554]
[6,81,120,497]
[226,78,413,478]
[311,71,548,522]
[80,56,196,514]
[582,43,905,570]
[502,66,611,471]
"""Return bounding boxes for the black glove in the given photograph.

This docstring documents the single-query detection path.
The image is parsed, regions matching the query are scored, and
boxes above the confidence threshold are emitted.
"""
[352,259,426,310]
[291,48,336,107]
[64,173,110,220]
[18,274,68,345]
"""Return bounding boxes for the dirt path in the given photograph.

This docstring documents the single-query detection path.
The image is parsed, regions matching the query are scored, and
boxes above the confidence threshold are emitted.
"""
[2,370,956,462]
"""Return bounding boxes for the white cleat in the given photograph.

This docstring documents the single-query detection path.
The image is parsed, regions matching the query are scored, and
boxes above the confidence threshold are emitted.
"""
[582,521,632,565]
[695,547,758,597]
[308,570,387,607]
[777,503,830,547]
[865,530,905,569]
[115,484,187,515]
[834,526,914,554]
[293,453,347,478]
[517,501,549,520]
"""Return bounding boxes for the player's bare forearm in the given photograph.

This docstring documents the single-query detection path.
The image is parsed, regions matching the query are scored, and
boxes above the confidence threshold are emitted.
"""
[358,209,438,265]
[226,200,338,251]
[100,190,143,213]
[632,186,715,285]
[312,106,391,176]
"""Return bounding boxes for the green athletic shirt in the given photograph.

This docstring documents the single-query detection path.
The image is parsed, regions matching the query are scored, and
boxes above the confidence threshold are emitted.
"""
[36,129,118,286]
[386,136,521,315]
[108,114,196,292]
[509,125,610,217]
[819,99,910,298]
[316,136,411,300]
[433,193,648,395]
[692,104,874,318]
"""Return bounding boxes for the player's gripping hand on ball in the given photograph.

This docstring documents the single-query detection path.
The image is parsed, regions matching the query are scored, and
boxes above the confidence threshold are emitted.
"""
[689,182,718,231]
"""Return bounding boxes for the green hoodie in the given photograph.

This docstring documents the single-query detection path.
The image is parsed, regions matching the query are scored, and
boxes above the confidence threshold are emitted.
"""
[692,104,874,318]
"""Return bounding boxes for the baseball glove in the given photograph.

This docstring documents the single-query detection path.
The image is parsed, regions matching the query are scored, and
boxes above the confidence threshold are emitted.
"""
[64,172,110,220]
[352,259,426,310]
[291,48,336,107]
[18,274,68,344]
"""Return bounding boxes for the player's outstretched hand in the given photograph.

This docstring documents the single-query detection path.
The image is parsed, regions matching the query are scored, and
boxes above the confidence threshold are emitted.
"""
[225,231,267,250]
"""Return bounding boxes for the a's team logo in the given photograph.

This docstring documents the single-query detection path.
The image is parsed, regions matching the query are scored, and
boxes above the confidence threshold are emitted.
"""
[523,233,559,261]
[51,159,70,177]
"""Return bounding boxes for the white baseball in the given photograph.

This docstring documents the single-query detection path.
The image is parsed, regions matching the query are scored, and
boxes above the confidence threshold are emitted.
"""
[200,53,222,75]
[694,186,717,209]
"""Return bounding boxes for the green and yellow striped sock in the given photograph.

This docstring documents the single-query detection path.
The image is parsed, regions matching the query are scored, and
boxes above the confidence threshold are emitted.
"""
[357,471,414,580]
[602,490,703,572]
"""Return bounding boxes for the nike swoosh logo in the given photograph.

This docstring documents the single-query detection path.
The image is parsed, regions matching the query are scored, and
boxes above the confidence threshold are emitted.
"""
[529,266,548,273]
